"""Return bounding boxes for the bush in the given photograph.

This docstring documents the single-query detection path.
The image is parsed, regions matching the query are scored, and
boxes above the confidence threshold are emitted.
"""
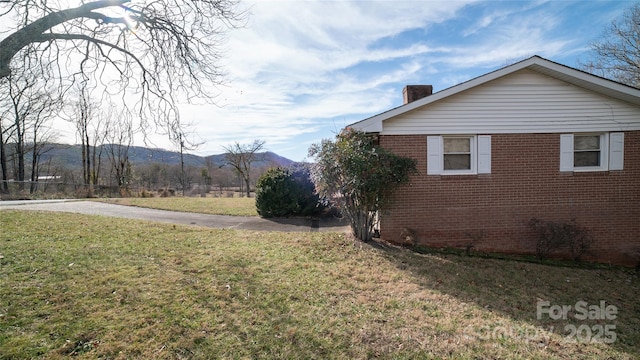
[528,218,594,261]
[308,128,417,241]
[255,165,325,218]
[140,189,155,198]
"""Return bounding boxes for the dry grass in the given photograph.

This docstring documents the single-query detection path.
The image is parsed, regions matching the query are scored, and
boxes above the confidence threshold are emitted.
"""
[0,210,638,359]
[95,197,258,216]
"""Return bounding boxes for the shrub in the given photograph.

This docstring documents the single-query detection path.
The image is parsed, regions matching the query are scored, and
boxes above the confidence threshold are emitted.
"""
[528,218,594,261]
[140,189,155,198]
[464,230,486,256]
[309,129,417,241]
[160,188,175,197]
[255,165,324,218]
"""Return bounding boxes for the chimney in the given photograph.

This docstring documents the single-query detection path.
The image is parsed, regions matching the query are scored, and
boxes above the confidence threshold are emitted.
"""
[403,85,433,104]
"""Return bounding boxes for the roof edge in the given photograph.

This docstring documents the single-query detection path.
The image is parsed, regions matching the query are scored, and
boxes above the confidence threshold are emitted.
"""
[349,55,640,133]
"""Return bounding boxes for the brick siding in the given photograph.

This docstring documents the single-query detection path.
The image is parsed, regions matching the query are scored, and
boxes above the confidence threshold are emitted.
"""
[379,132,640,266]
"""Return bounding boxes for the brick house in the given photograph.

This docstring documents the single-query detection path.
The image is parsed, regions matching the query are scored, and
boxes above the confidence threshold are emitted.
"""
[348,56,640,266]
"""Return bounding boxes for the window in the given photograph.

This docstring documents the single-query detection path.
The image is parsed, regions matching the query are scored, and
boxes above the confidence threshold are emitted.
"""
[427,135,491,175]
[574,134,602,168]
[444,137,472,171]
[560,132,624,172]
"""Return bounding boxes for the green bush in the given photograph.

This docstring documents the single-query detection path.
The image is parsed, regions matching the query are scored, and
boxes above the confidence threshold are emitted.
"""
[309,128,417,241]
[255,165,324,218]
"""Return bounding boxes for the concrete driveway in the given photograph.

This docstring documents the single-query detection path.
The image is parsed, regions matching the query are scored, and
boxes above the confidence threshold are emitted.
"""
[0,199,349,233]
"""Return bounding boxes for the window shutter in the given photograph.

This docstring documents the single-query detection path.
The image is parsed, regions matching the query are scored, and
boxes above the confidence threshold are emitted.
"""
[477,135,491,174]
[609,132,624,170]
[427,136,442,175]
[559,134,574,172]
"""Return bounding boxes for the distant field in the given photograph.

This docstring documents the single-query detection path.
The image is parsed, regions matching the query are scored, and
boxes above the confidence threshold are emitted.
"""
[96,197,258,216]
[1,211,638,359]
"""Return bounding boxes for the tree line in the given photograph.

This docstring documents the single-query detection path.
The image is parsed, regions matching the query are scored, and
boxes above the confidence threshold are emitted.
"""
[0,140,278,199]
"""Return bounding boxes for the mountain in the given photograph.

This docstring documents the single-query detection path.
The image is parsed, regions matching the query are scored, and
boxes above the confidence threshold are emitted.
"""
[205,151,294,168]
[38,144,295,169]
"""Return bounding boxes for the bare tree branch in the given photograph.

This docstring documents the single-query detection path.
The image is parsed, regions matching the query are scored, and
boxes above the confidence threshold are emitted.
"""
[581,3,640,88]
[0,0,129,78]
[223,140,266,198]
[0,63,62,191]
[1,0,245,140]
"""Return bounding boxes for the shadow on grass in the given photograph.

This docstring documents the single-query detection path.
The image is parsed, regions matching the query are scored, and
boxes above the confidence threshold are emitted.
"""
[371,239,640,358]
[262,216,350,231]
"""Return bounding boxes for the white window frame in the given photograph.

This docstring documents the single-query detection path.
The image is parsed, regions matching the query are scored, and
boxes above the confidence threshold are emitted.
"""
[442,135,476,175]
[560,132,624,172]
[427,135,491,175]
[574,133,608,172]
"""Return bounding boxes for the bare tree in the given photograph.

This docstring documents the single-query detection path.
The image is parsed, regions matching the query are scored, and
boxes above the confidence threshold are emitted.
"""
[0,116,9,193]
[169,162,199,195]
[0,68,61,191]
[0,0,244,139]
[581,3,640,87]
[223,140,266,197]
[28,106,59,194]
[67,84,109,191]
[89,107,109,188]
[211,164,235,196]
[170,130,202,195]
[104,107,133,191]
[138,162,169,191]
[71,83,98,188]
[30,146,60,193]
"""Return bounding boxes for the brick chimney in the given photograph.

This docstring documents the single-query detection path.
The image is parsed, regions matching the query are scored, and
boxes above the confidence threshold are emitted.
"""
[403,85,433,104]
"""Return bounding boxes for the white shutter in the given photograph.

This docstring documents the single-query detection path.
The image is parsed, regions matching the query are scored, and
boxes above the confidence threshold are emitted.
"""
[559,134,574,172]
[427,136,442,175]
[477,135,491,174]
[609,132,624,170]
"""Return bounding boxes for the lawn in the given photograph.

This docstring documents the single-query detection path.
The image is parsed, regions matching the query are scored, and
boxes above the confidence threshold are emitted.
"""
[95,197,258,216]
[0,210,638,359]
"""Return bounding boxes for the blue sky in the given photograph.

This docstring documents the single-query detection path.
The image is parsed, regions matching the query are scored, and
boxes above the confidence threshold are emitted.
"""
[59,0,636,161]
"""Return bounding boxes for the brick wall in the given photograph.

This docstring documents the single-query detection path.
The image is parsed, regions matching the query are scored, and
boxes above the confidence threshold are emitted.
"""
[379,132,640,266]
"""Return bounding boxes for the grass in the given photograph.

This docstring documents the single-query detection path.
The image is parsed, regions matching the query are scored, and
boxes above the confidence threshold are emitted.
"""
[95,197,258,216]
[1,210,639,359]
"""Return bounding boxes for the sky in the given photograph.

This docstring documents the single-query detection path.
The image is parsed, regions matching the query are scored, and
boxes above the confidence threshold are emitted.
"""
[56,0,634,162]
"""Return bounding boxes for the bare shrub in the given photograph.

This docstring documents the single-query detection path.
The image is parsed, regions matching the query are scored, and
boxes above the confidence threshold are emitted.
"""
[464,230,486,256]
[399,228,418,247]
[140,189,154,198]
[160,188,176,197]
[528,218,594,261]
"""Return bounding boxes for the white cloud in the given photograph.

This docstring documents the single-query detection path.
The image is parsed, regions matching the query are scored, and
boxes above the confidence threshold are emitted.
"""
[190,1,481,158]
[30,0,625,161]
